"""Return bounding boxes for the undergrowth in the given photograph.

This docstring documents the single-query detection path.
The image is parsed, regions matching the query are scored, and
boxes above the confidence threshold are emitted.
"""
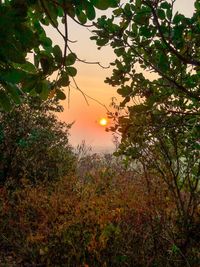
[0,154,199,266]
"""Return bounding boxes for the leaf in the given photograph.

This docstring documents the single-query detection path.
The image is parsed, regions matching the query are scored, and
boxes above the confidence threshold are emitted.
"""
[0,90,12,111]
[40,55,53,74]
[6,83,21,104]
[135,0,142,9]
[114,47,125,57]
[166,8,172,20]
[117,86,132,97]
[53,45,62,63]
[157,9,165,20]
[113,8,123,16]
[96,38,109,46]
[57,73,70,87]
[1,69,26,84]
[76,10,87,24]
[66,67,77,77]
[41,36,53,48]
[56,89,66,100]
[65,53,77,66]
[15,62,37,74]
[140,26,152,38]
[158,53,169,72]
[173,13,184,24]
[92,0,118,9]
[134,13,149,25]
[195,1,200,11]
[23,77,38,92]
[160,2,171,10]
[85,2,96,20]
[40,81,50,100]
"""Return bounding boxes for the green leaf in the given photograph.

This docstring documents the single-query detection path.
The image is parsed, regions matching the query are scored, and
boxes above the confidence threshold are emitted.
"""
[14,62,37,74]
[66,67,77,77]
[6,83,21,104]
[97,38,109,46]
[160,2,171,9]
[140,26,152,38]
[166,8,172,20]
[157,9,166,20]
[0,90,12,111]
[85,2,96,20]
[76,10,87,24]
[53,45,62,63]
[40,81,50,100]
[56,89,66,100]
[1,70,26,84]
[41,36,53,48]
[23,77,38,93]
[135,0,142,9]
[117,86,132,97]
[194,0,200,11]
[65,53,77,66]
[134,11,150,25]
[113,8,123,16]
[91,0,118,10]
[57,73,70,87]
[114,47,125,57]
[173,13,184,24]
[158,53,169,72]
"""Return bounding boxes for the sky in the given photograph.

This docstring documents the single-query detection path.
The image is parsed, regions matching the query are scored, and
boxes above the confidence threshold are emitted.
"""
[47,0,195,152]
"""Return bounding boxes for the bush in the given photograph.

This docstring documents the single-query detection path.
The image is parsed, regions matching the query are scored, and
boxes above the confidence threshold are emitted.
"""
[0,156,199,266]
[0,97,76,187]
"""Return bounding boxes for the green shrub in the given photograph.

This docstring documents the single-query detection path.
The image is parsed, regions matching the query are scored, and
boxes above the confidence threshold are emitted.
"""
[0,97,75,187]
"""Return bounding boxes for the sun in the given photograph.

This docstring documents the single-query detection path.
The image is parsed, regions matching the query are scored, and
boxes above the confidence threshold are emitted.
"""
[99,118,108,126]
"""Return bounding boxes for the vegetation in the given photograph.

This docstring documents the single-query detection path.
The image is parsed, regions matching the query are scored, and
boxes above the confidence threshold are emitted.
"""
[0,97,75,187]
[0,0,199,266]
[0,0,119,110]
[92,0,200,261]
[0,154,199,266]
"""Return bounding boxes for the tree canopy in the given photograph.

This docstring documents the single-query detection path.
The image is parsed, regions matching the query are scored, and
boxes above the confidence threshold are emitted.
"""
[92,0,200,226]
[0,0,119,111]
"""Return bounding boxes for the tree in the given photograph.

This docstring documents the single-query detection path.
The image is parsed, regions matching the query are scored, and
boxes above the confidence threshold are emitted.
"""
[0,0,119,111]
[0,96,75,187]
[92,0,200,254]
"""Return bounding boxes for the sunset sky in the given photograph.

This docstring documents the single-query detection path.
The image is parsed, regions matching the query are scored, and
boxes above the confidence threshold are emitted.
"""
[48,0,195,152]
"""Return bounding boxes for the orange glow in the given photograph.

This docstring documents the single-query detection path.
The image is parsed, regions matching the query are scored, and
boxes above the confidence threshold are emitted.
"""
[99,118,108,126]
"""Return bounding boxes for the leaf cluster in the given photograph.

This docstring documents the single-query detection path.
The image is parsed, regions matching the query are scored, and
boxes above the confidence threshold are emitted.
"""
[0,0,119,110]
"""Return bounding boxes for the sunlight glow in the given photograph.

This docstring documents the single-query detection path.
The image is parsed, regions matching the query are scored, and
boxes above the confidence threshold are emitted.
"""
[99,118,108,126]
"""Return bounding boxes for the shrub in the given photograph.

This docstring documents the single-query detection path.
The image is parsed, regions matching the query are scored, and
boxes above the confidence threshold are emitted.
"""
[1,156,199,266]
[0,97,75,187]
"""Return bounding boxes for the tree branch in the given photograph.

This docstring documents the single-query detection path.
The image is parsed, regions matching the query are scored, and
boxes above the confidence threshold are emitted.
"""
[145,0,200,67]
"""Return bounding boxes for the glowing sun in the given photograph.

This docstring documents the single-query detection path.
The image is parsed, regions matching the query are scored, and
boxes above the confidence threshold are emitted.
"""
[99,118,108,126]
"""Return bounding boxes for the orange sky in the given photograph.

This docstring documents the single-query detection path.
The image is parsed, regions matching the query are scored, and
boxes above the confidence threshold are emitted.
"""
[46,0,195,152]
[46,13,120,152]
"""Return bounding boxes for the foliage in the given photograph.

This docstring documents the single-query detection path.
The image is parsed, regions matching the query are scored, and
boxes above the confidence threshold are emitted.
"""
[92,0,200,254]
[0,96,75,186]
[0,155,199,266]
[0,0,119,111]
